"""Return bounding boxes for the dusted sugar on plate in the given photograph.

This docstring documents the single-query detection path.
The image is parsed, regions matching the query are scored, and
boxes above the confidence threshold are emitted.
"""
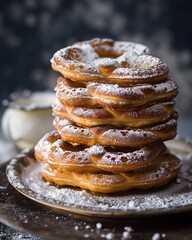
[34,38,181,193]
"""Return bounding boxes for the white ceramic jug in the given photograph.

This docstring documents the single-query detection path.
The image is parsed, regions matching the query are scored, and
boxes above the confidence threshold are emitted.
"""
[2,91,55,149]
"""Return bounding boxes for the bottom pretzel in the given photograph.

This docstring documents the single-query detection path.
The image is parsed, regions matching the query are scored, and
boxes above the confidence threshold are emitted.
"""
[41,154,181,193]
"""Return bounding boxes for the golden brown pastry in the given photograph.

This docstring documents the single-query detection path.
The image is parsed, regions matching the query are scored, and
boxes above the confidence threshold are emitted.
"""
[41,153,181,193]
[53,98,175,128]
[56,76,178,110]
[51,38,169,85]
[53,114,177,147]
[33,38,181,194]
[35,131,167,173]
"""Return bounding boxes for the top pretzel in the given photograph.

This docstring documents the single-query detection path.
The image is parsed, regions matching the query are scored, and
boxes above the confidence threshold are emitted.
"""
[51,38,168,85]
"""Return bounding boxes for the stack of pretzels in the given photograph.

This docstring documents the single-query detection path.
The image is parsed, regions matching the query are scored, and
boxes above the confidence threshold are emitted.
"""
[35,38,181,193]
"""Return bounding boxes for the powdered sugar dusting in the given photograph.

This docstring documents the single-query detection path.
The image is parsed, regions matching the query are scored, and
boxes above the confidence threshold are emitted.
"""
[55,102,174,124]
[75,44,99,63]
[36,130,164,169]
[87,145,106,155]
[57,86,89,99]
[54,115,176,148]
[61,123,93,137]
[51,38,168,81]
[149,118,177,131]
[6,159,26,190]
[99,148,150,165]
[114,41,151,55]
[102,128,156,142]
[88,78,177,98]
[56,76,177,109]
[88,82,144,98]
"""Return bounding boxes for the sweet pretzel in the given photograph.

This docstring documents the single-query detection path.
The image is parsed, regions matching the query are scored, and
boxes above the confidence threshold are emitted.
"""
[53,98,175,128]
[51,38,169,85]
[41,154,181,193]
[34,38,181,194]
[53,114,177,148]
[56,77,178,109]
[35,131,166,173]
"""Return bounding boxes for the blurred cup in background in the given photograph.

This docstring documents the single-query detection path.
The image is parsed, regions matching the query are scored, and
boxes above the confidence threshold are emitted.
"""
[2,90,55,149]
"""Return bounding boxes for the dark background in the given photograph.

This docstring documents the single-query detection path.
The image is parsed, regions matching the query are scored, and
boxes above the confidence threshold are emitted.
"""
[0,0,192,115]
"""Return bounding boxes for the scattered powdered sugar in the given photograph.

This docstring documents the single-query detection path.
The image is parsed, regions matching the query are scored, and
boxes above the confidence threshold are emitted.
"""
[89,82,145,98]
[96,223,102,229]
[117,51,139,66]
[87,145,106,155]
[6,159,25,190]
[72,107,110,118]
[151,232,166,240]
[122,231,131,238]
[113,40,151,55]
[128,200,135,208]
[88,78,177,99]
[99,148,150,165]
[0,224,41,240]
[84,233,90,238]
[57,86,89,99]
[124,226,133,232]
[59,121,93,137]
[102,128,156,143]
[74,226,79,231]
[112,63,167,79]
[105,232,115,239]
[176,178,181,184]
[151,78,178,93]
[76,44,99,63]
[93,58,120,71]
[152,233,161,240]
[149,118,176,131]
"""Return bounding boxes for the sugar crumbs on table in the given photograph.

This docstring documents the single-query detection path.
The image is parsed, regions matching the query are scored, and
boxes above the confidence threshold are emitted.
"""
[96,222,102,229]
[74,226,79,231]
[106,232,115,239]
[124,226,133,232]
[122,231,131,238]
[85,225,91,229]
[84,234,90,238]
[152,233,161,240]
[176,178,181,184]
